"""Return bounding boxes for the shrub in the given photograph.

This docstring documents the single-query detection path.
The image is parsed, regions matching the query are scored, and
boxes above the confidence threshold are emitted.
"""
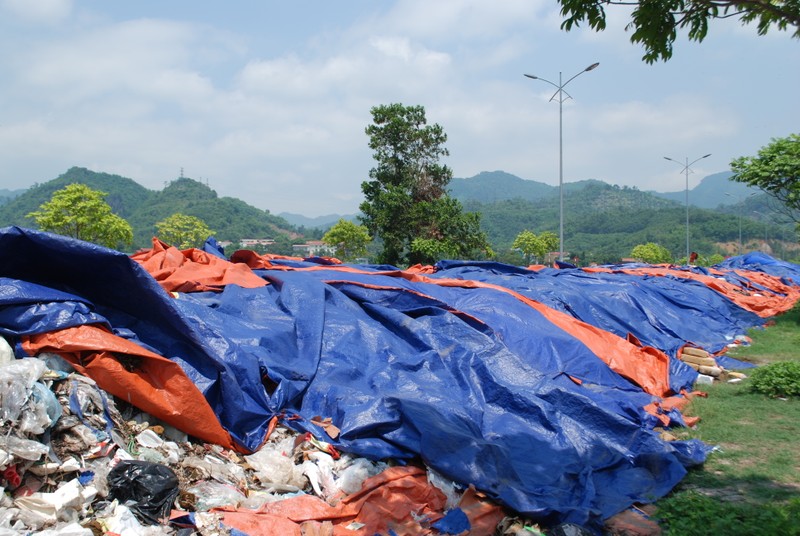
[749,361,800,398]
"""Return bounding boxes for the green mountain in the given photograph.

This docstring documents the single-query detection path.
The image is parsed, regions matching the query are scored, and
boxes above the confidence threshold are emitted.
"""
[0,167,303,251]
[1,167,789,264]
[0,188,25,206]
[647,171,754,208]
[463,179,781,264]
[448,170,555,203]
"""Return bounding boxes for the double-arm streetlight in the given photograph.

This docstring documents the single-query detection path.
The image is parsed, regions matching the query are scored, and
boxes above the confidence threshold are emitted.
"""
[525,62,599,262]
[663,154,711,262]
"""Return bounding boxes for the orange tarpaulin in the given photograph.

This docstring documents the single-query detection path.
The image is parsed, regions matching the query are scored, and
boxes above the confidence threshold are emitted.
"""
[132,239,268,293]
[210,465,504,536]
[22,324,235,450]
[584,265,799,317]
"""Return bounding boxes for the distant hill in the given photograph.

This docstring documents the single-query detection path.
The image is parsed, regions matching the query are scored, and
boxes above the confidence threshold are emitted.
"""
[0,167,303,251]
[449,171,555,203]
[647,171,755,208]
[461,177,780,264]
[279,212,359,230]
[0,188,25,206]
[1,166,785,263]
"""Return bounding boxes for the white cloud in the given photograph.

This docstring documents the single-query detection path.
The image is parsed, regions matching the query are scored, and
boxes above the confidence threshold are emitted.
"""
[1,0,71,24]
[0,2,797,216]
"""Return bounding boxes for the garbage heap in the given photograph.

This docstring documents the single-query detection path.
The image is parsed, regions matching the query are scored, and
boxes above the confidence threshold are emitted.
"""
[0,342,520,536]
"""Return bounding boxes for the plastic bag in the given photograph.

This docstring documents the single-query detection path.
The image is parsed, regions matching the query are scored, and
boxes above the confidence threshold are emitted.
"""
[0,336,13,367]
[0,358,46,423]
[107,460,179,525]
[185,480,246,511]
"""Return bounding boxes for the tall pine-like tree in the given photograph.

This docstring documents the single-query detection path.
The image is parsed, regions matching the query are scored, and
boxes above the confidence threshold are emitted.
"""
[359,103,490,266]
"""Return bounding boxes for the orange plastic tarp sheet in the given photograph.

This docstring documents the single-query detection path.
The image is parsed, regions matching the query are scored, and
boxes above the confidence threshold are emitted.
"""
[22,324,235,450]
[131,239,267,293]
[214,465,503,536]
[584,265,799,317]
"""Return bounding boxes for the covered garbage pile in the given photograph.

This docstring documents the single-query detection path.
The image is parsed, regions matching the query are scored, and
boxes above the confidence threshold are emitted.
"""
[1,226,798,534]
[1,344,504,535]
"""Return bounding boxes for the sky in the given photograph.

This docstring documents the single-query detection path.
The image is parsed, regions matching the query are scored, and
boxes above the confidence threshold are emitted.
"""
[1,1,797,217]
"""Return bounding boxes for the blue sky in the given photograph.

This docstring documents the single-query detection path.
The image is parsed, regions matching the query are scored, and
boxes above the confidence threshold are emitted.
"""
[1,0,797,216]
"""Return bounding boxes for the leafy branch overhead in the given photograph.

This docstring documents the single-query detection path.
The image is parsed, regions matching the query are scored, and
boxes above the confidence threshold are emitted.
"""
[731,133,800,224]
[558,0,800,62]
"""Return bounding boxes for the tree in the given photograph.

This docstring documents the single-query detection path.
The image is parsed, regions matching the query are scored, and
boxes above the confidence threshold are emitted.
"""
[359,103,491,266]
[322,219,371,261]
[731,134,800,225]
[155,213,214,249]
[512,230,559,264]
[631,242,673,264]
[558,0,800,63]
[27,183,133,249]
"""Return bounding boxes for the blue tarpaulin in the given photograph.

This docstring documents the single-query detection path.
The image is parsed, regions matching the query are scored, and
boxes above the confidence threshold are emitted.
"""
[4,226,796,530]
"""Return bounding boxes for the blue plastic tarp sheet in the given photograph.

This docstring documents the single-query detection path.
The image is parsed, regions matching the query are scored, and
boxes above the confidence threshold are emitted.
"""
[1,226,765,530]
[433,260,764,359]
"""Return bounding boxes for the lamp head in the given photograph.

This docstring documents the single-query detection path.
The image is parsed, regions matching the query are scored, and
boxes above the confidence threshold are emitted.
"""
[585,62,600,72]
[524,74,538,80]
[702,153,711,158]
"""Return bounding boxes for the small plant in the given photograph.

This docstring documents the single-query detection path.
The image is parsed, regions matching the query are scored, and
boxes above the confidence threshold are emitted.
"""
[749,361,800,398]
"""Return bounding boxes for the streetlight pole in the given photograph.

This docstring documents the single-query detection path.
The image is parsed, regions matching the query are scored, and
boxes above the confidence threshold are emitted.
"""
[664,154,711,262]
[725,191,755,255]
[753,211,768,250]
[525,62,599,262]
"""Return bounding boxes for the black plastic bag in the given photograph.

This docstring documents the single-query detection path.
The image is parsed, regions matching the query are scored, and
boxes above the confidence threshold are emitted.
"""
[107,460,180,525]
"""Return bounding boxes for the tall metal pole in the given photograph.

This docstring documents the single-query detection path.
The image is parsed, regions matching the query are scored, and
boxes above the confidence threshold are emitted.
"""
[684,157,689,261]
[725,191,754,255]
[525,63,599,262]
[664,154,711,262]
[558,71,564,263]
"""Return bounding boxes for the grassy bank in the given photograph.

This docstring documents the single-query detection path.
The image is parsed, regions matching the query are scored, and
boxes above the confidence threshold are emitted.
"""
[653,305,800,535]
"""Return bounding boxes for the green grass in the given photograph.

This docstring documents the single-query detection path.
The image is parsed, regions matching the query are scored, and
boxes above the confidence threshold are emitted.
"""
[653,305,800,536]
[725,305,800,365]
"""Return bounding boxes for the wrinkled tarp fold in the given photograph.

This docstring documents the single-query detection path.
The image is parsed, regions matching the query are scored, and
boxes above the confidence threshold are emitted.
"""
[5,226,796,529]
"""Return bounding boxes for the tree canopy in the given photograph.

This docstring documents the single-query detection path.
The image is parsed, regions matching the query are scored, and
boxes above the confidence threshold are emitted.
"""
[631,242,673,264]
[513,230,559,265]
[322,219,371,262]
[26,183,133,249]
[155,213,215,250]
[359,103,491,266]
[731,133,800,224]
[558,0,800,63]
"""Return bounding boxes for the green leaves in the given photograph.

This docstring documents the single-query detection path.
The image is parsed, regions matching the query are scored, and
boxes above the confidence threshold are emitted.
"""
[360,103,491,266]
[26,183,133,249]
[322,219,371,262]
[631,242,673,263]
[731,134,800,222]
[155,213,214,250]
[512,230,558,265]
[558,0,800,63]
[749,361,800,398]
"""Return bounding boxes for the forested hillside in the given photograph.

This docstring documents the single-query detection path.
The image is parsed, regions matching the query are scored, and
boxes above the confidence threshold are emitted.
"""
[463,180,785,264]
[0,167,304,251]
[1,167,791,264]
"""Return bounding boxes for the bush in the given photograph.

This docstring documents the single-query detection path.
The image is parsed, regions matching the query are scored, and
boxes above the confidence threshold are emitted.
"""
[749,361,800,398]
